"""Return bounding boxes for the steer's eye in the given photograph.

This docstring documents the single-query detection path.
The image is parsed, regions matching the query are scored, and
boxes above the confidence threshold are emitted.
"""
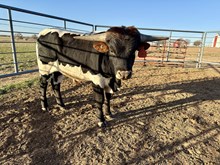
[106,39,111,43]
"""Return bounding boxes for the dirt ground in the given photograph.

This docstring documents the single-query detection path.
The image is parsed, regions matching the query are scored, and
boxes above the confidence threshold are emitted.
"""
[0,64,220,165]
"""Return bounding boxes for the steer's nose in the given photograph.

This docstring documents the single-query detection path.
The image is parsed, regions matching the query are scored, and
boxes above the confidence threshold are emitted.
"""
[116,70,132,80]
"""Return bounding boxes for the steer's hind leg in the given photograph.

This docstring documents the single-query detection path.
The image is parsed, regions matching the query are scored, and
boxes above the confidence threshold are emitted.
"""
[104,93,114,120]
[40,74,50,111]
[51,72,65,107]
[92,84,106,127]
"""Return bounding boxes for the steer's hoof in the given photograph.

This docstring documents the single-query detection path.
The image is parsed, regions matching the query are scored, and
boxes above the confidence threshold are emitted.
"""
[58,103,65,108]
[105,114,114,121]
[98,121,108,128]
[58,103,66,110]
[41,107,49,112]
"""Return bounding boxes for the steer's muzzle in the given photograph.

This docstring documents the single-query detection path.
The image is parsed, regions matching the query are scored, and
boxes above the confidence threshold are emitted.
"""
[116,70,132,80]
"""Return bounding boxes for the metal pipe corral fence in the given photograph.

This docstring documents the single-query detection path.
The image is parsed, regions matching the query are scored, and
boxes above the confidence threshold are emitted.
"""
[0,4,94,78]
[1,4,220,79]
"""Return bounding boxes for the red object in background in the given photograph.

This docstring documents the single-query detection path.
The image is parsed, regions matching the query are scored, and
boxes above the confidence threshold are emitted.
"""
[213,36,218,47]
[173,41,180,48]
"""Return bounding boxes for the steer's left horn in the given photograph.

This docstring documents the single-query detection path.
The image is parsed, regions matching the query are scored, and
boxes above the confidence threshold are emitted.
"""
[141,34,169,42]
[74,32,106,42]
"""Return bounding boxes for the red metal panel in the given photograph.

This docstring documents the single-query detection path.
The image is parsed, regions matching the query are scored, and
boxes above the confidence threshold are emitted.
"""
[213,36,218,47]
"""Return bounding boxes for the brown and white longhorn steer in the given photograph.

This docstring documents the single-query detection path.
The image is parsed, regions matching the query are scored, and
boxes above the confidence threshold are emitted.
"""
[36,26,168,127]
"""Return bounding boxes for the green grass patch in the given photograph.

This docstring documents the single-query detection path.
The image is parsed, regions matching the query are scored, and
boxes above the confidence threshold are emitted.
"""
[0,77,39,95]
[0,37,37,74]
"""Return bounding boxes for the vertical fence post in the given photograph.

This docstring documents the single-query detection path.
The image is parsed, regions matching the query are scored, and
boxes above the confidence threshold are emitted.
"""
[196,32,206,68]
[166,31,172,61]
[8,9,18,73]
[92,25,95,32]
[94,25,97,32]
[64,20,67,29]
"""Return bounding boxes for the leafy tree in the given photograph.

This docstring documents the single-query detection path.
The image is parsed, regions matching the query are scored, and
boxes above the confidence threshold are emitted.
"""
[15,33,23,40]
[185,39,190,45]
[194,40,202,46]
[31,34,38,40]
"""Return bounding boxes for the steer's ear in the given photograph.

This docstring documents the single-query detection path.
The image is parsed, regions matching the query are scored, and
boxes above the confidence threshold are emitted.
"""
[138,43,150,50]
[93,42,109,53]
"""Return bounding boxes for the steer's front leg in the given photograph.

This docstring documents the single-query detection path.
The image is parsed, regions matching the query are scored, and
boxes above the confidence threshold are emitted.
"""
[92,84,106,127]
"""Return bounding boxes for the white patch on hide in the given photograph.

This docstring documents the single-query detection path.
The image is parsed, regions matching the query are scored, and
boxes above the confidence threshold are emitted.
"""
[37,59,60,75]
[58,63,113,93]
[53,75,64,85]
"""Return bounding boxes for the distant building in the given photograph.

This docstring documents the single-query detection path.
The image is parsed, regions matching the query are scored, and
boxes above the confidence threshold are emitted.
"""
[212,34,220,48]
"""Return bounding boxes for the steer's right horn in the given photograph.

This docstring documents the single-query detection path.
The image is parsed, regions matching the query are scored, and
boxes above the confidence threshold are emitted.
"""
[141,34,169,42]
[74,32,106,42]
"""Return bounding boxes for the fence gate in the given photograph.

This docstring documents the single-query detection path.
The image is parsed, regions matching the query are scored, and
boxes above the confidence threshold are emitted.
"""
[197,31,220,68]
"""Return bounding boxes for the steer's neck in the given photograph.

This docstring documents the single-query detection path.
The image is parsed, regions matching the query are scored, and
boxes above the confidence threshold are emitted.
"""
[100,54,115,78]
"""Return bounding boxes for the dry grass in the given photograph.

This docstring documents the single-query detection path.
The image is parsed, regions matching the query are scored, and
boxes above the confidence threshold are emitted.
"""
[0,36,37,75]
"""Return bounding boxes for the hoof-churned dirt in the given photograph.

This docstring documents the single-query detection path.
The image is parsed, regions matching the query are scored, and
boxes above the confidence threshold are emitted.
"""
[0,65,220,164]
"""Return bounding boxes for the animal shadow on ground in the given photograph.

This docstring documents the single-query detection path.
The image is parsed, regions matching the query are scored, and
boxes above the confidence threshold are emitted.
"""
[0,76,220,164]
[107,77,220,164]
[110,77,220,126]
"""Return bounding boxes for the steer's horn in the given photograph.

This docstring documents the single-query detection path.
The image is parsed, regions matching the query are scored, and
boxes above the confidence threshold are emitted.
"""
[141,34,169,42]
[74,32,106,42]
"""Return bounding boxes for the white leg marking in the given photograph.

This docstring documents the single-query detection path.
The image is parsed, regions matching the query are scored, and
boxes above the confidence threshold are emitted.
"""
[53,75,64,85]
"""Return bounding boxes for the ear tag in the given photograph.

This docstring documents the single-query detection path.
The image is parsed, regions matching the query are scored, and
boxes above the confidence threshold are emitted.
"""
[93,42,109,53]
[138,45,147,57]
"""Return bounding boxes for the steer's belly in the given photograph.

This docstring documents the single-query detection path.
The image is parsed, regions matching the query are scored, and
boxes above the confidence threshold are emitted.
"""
[59,64,89,80]
[37,60,114,93]
[37,59,59,75]
[59,63,112,92]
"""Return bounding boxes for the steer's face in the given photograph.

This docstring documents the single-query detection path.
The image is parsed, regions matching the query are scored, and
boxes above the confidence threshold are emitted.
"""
[88,26,167,80]
[105,26,142,80]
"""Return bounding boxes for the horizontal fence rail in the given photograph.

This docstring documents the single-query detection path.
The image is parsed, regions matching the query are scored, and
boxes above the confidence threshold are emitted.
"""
[1,4,220,79]
[95,25,207,68]
[0,4,94,78]
[0,4,94,27]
